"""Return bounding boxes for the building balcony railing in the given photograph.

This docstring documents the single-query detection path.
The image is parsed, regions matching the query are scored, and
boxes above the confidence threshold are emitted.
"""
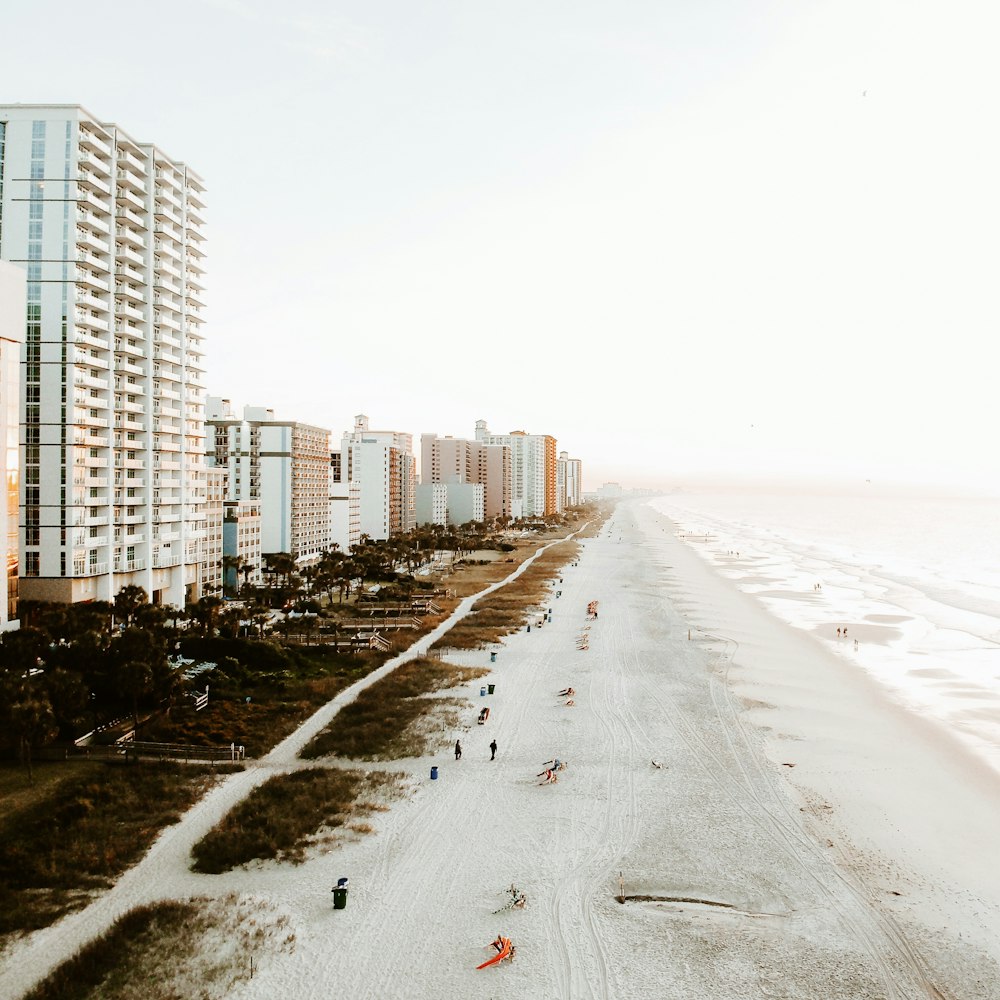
[76,229,111,255]
[74,312,110,335]
[115,244,145,267]
[115,260,146,283]
[73,561,109,576]
[153,553,181,568]
[113,557,146,573]
[117,148,147,175]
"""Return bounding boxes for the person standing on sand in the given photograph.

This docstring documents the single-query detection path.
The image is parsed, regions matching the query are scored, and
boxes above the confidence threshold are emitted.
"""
[455,739,462,760]
[490,740,498,760]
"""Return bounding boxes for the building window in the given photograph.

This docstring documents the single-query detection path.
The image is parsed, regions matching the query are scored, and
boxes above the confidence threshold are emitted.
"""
[24,552,40,577]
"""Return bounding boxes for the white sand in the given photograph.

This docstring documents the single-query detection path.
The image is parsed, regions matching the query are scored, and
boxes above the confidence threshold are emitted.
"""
[3,499,1000,999]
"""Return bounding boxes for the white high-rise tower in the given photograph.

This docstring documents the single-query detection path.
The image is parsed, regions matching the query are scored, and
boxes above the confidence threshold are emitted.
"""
[0,104,207,607]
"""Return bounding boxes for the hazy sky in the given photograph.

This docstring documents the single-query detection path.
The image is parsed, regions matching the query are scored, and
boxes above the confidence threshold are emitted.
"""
[3,0,999,494]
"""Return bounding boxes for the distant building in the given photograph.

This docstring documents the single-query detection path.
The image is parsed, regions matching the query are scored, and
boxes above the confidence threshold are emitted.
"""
[474,420,556,518]
[0,261,24,629]
[420,431,510,520]
[0,104,208,607]
[557,450,583,509]
[206,398,331,565]
[414,482,449,527]
[339,414,415,540]
[201,465,226,596]
[414,480,485,527]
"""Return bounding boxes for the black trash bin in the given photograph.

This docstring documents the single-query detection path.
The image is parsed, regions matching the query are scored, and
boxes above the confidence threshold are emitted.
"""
[333,877,349,910]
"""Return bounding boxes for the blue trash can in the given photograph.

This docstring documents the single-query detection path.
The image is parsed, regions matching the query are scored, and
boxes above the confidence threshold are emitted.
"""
[480,686,487,696]
[490,651,497,663]
[430,765,438,780]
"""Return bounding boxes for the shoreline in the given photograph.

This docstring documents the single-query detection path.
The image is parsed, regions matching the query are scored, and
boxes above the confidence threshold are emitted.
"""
[652,492,1000,780]
[635,498,1000,977]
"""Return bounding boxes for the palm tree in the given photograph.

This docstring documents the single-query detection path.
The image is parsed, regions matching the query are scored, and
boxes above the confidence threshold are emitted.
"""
[8,694,58,783]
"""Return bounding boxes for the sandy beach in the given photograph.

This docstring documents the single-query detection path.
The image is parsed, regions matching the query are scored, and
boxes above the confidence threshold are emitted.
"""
[4,498,1000,999]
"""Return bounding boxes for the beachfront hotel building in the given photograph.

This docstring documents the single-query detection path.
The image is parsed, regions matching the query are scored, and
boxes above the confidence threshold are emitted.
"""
[419,431,511,521]
[557,450,583,510]
[338,414,415,540]
[206,398,332,565]
[0,261,25,628]
[0,104,208,607]
[474,420,557,518]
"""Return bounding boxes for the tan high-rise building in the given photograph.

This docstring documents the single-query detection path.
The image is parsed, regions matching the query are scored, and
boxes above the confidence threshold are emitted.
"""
[474,420,556,518]
[420,431,510,521]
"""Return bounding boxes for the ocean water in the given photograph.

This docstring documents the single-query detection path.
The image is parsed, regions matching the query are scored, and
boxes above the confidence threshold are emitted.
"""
[648,488,1000,774]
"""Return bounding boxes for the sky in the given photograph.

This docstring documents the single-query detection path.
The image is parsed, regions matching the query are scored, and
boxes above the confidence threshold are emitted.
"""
[3,0,999,495]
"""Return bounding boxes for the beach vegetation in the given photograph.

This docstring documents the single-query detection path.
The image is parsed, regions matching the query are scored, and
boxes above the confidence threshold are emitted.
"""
[21,893,296,1000]
[300,656,488,760]
[190,766,405,873]
[0,760,233,940]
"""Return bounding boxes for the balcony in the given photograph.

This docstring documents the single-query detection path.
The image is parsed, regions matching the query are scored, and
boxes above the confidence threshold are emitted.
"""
[79,189,110,216]
[74,372,110,392]
[77,150,112,180]
[76,416,109,432]
[117,147,147,175]
[115,243,145,267]
[121,399,145,415]
[115,260,146,283]
[79,561,109,576]
[115,226,146,250]
[154,311,180,332]
[115,415,146,432]
[153,346,181,365]
[115,283,145,304]
[115,357,145,377]
[76,207,111,236]
[153,330,182,350]
[153,553,181,568]
[79,128,113,158]
[114,557,146,573]
[116,207,146,230]
[72,350,109,370]
[83,494,110,507]
[116,185,146,212]
[74,312,110,335]
[76,269,110,294]
[76,229,111,256]
[74,288,109,312]
[117,301,145,323]
[115,335,145,357]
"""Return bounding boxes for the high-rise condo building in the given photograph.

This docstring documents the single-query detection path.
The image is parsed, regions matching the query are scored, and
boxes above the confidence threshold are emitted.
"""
[474,420,557,518]
[339,414,415,540]
[557,450,583,509]
[0,261,25,628]
[0,105,207,606]
[206,398,332,565]
[419,431,510,521]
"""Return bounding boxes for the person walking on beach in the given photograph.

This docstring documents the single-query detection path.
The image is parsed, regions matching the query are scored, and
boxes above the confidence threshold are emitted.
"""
[455,739,462,760]
[490,739,498,760]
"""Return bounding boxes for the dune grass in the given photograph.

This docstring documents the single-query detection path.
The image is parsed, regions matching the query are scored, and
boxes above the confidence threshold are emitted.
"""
[22,893,296,1000]
[0,761,234,940]
[190,767,404,874]
[300,656,488,761]
[432,538,581,650]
